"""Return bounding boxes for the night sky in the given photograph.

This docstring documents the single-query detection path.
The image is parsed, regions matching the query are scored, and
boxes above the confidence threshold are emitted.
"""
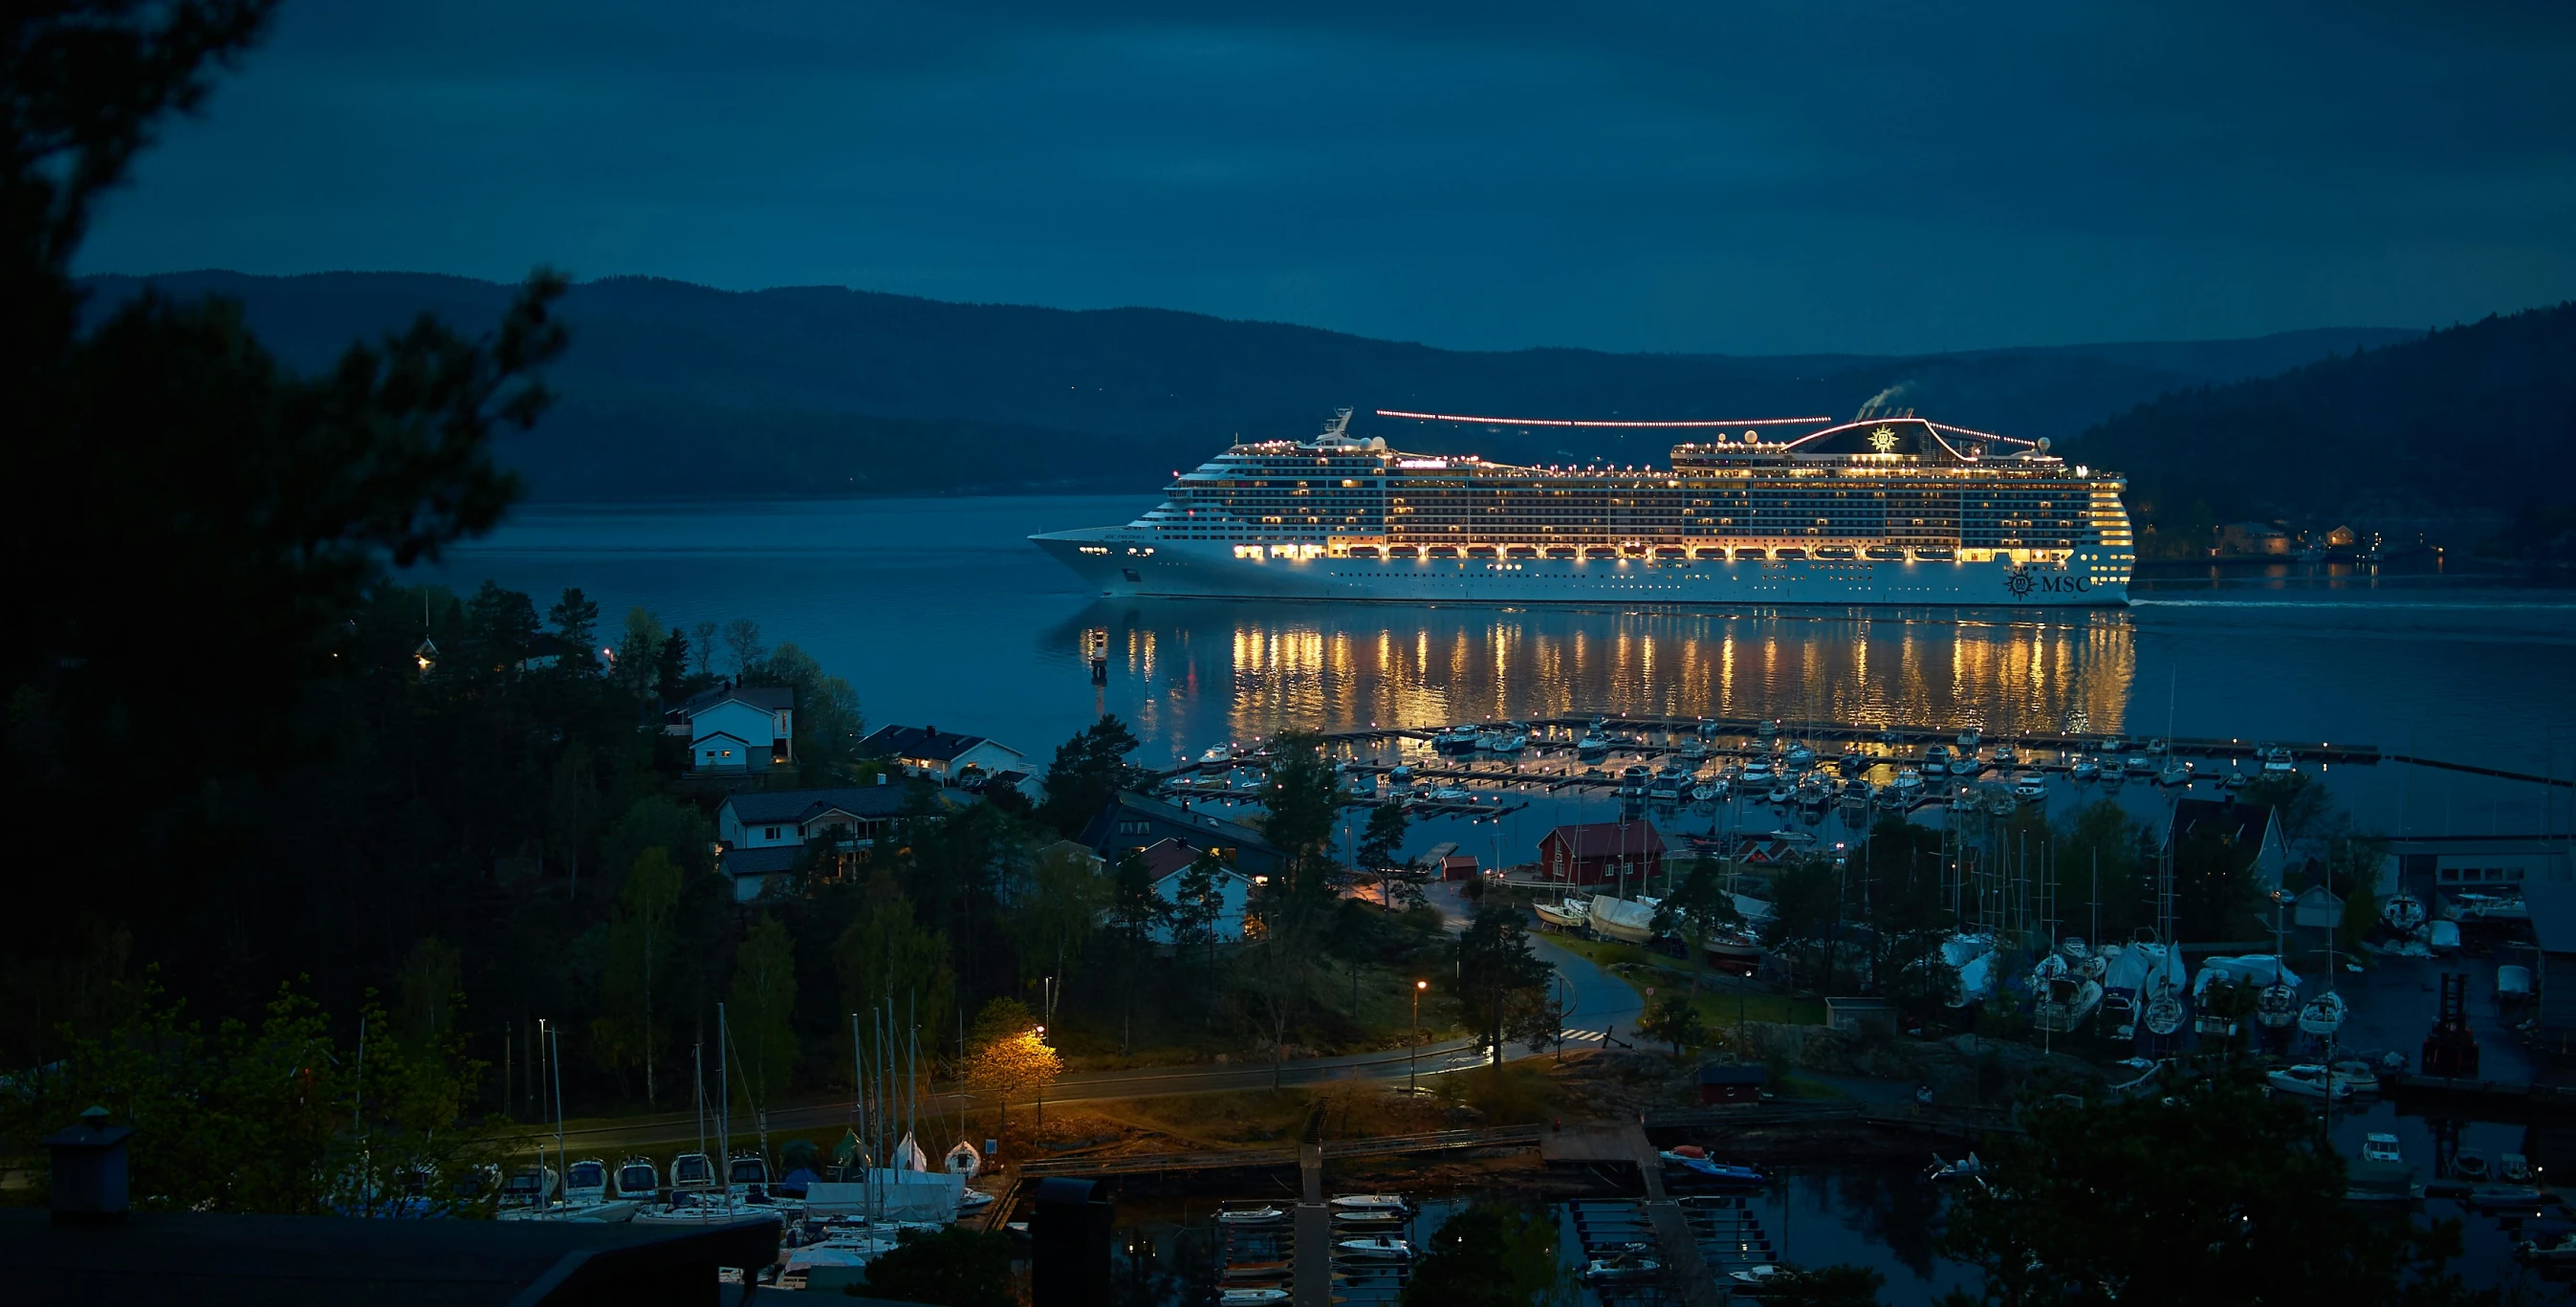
[79,1,2576,355]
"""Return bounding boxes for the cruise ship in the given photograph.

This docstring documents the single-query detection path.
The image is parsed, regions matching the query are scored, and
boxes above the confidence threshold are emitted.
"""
[1032,409,2134,606]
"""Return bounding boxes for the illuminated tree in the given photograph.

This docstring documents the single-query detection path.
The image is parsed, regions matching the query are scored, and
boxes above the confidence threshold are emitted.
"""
[963,998,1060,1141]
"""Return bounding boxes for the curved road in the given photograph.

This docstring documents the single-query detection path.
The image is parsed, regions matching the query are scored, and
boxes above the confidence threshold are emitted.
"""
[547,885,1641,1153]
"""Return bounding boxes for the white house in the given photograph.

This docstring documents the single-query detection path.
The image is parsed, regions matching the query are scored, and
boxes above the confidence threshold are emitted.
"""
[713,781,929,902]
[667,684,795,774]
[859,725,1023,785]
[1130,838,1255,946]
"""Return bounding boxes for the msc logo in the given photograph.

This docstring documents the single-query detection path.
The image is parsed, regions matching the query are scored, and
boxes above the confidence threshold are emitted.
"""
[2002,567,2091,599]
[1868,425,1899,453]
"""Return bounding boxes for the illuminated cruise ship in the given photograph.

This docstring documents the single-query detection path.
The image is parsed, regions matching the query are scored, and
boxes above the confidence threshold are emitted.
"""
[1031,409,2134,606]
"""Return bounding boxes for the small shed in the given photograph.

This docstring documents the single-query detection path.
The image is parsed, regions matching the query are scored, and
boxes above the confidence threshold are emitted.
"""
[1697,1062,1766,1105]
[1439,854,1478,882]
[1825,996,1896,1037]
[2292,883,2346,929]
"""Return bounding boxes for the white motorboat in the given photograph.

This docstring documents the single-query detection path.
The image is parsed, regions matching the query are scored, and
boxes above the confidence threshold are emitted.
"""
[1200,745,1234,766]
[2157,760,2193,787]
[668,1151,718,1195]
[957,1188,996,1213]
[1731,1264,1787,1290]
[2070,756,2101,781]
[2260,745,2295,773]
[1889,768,1923,796]
[1957,728,1981,750]
[1923,744,1952,775]
[1923,1151,1983,1183]
[1581,1252,1662,1283]
[614,1157,661,1200]
[1217,1201,1287,1224]
[2011,773,2048,800]
[1740,759,1777,785]
[497,1165,559,1212]
[1784,744,1818,772]
[2347,1132,2413,1202]
[563,1158,611,1206]
[1577,731,1610,760]
[1218,1289,1293,1305]
[1327,1193,1409,1212]
[1618,765,1650,796]
[2326,1057,2381,1096]
[1334,1234,1413,1259]
[1433,726,1480,754]
[2296,991,2347,1036]
[2266,1064,2354,1100]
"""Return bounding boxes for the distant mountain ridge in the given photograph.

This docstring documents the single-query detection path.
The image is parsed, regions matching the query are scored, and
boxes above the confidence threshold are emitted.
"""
[77,270,2419,502]
[2063,300,2576,556]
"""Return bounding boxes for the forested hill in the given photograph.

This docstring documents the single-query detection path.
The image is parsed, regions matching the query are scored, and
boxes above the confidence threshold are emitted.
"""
[2061,301,2576,557]
[76,270,2409,501]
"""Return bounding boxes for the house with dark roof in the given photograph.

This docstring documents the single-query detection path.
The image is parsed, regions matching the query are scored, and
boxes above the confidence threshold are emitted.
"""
[1538,821,1667,887]
[1129,838,1257,944]
[714,782,965,901]
[665,683,795,774]
[860,724,1024,786]
[1080,792,1282,879]
[2164,795,2288,890]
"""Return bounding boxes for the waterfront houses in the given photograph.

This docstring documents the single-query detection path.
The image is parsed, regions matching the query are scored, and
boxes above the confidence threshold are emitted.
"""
[713,781,960,901]
[664,682,795,774]
[1081,792,1284,879]
[1538,820,1668,887]
[860,724,1025,785]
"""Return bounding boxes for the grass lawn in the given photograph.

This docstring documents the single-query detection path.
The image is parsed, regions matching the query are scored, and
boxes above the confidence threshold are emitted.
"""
[1773,1072,1853,1101]
[1547,933,1826,1026]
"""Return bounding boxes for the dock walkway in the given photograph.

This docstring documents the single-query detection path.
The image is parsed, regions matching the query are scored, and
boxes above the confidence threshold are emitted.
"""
[1293,1144,1327,1307]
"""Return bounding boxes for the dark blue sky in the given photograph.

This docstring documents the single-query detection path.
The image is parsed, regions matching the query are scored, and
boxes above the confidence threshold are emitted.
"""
[80,1,2576,355]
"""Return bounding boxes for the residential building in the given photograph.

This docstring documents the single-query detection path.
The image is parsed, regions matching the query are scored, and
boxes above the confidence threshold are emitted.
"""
[714,781,958,902]
[2216,521,2290,555]
[665,683,794,774]
[860,724,1024,785]
[1130,838,1256,945]
[1537,821,1667,887]
[2163,796,2289,891]
[1080,792,1283,879]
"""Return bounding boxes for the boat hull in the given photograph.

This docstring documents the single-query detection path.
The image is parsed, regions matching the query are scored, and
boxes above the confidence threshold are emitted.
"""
[1032,533,2128,607]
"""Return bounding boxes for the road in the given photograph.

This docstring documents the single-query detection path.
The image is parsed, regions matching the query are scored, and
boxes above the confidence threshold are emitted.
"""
[539,882,1644,1155]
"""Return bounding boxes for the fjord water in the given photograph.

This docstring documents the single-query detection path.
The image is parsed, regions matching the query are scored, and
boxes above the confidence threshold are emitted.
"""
[436,495,2574,1297]
[436,494,2576,836]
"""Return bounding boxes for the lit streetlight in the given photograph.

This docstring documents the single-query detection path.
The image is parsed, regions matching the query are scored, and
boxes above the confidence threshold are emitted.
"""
[1409,980,1428,1095]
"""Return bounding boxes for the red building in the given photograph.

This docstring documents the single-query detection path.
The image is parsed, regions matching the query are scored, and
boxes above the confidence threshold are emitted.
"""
[1537,821,1666,887]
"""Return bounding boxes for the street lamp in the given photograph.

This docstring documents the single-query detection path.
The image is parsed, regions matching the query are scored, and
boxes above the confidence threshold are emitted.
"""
[1410,980,1428,1095]
[1034,1025,1048,1132]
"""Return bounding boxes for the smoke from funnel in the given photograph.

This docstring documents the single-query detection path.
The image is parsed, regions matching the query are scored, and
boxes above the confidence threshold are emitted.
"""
[1856,382,1911,419]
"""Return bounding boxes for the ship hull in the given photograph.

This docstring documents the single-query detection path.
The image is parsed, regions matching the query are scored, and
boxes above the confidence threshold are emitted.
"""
[1032,531,2127,607]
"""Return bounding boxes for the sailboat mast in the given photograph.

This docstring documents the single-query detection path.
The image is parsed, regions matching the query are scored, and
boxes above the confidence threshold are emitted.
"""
[716,1003,731,1202]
